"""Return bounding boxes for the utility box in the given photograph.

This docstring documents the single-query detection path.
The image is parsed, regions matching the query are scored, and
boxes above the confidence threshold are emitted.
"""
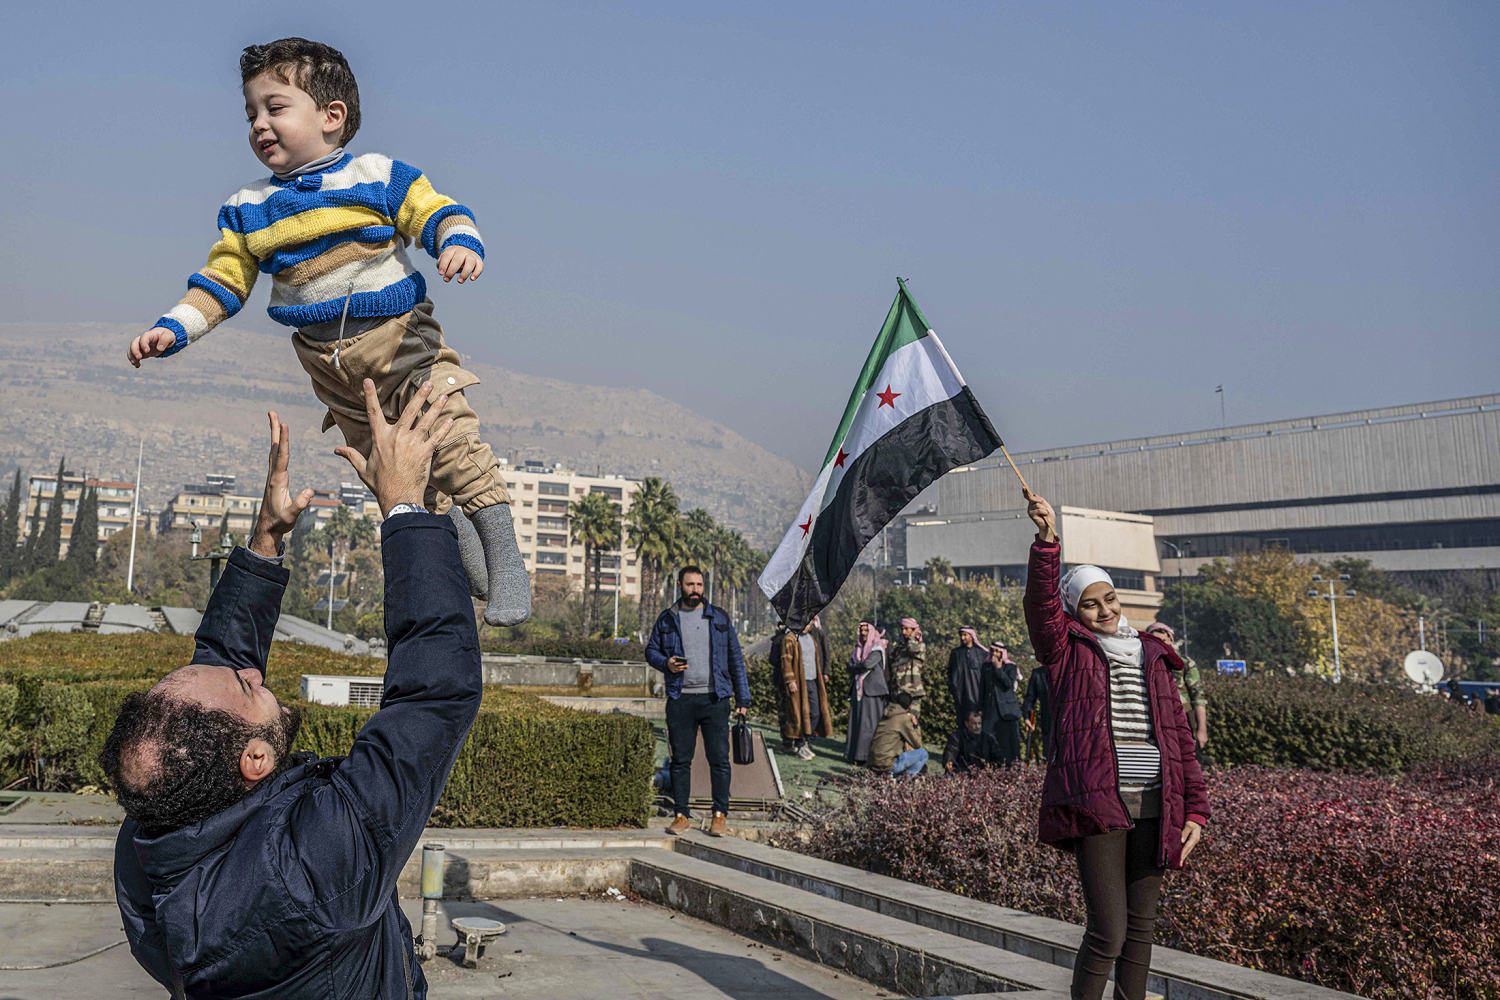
[300,674,385,707]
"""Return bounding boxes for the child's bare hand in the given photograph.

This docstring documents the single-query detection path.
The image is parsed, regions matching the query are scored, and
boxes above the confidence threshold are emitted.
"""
[436,246,484,283]
[127,327,178,368]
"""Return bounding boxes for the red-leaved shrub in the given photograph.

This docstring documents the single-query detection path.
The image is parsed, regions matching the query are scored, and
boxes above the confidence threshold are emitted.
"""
[772,761,1500,999]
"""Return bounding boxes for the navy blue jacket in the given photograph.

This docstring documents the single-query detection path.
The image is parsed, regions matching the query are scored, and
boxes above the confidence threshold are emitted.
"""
[644,602,751,706]
[113,514,480,999]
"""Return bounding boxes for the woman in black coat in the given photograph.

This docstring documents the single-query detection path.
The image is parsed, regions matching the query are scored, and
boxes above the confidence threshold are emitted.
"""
[979,641,1022,764]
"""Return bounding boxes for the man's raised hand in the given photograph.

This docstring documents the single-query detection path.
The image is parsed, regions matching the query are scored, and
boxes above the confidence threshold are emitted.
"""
[1024,488,1058,543]
[250,411,315,558]
[335,379,452,515]
[126,327,179,368]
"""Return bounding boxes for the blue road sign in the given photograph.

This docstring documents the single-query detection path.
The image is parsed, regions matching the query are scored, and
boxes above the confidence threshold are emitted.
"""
[1216,659,1247,676]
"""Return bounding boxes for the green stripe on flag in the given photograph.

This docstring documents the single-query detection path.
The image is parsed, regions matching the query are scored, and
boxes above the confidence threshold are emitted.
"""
[820,278,933,468]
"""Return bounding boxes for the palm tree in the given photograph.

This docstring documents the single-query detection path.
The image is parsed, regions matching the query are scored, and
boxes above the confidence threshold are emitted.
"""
[678,508,721,600]
[569,491,621,636]
[625,477,681,637]
[925,555,955,584]
[325,505,357,577]
[346,512,376,552]
[713,525,754,622]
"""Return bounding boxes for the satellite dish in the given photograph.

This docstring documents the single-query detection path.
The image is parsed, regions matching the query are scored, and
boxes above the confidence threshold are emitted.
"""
[1403,650,1444,686]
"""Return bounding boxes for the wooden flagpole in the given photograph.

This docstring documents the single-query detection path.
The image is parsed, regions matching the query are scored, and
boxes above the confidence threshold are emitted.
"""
[999,443,1032,495]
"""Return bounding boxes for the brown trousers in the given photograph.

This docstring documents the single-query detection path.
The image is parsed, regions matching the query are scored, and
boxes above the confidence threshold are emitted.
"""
[292,300,510,515]
[1071,818,1165,1000]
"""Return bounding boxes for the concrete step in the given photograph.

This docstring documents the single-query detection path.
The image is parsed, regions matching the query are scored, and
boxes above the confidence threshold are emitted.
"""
[0,824,671,852]
[671,833,1364,1000]
[0,845,640,902]
[0,826,671,903]
[628,845,1075,997]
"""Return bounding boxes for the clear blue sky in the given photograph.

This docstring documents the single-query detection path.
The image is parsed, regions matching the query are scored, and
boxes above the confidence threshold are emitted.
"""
[3,1,1495,470]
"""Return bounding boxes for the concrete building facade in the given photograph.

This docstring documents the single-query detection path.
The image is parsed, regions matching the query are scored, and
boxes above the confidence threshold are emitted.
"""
[906,505,1164,624]
[157,479,263,538]
[153,462,648,600]
[500,461,643,601]
[910,395,1498,587]
[25,473,140,556]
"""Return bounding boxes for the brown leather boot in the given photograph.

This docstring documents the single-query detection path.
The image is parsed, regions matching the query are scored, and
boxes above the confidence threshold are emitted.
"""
[666,814,691,836]
[707,813,728,838]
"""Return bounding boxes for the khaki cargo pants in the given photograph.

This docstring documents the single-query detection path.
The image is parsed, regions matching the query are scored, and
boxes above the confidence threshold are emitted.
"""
[292,299,510,516]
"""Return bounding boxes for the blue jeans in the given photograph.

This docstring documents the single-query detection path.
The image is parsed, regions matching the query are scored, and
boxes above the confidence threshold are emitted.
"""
[666,692,732,817]
[891,747,929,776]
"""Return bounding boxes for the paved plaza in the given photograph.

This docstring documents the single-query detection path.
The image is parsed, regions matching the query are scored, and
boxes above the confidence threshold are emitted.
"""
[0,896,892,1000]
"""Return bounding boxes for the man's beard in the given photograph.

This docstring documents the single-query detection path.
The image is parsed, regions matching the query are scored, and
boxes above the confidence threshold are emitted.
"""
[256,702,304,781]
[681,593,703,607]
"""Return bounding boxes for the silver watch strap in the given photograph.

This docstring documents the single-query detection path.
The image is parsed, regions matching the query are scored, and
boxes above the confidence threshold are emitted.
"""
[386,502,428,517]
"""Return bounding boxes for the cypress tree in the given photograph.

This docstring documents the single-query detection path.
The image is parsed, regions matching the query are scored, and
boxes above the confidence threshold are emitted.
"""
[65,483,99,573]
[0,469,20,583]
[30,458,67,572]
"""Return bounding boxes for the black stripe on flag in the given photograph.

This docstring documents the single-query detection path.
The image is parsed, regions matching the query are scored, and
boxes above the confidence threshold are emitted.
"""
[771,386,1001,629]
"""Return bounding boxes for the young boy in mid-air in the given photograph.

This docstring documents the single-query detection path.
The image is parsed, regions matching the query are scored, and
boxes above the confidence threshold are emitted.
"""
[127,37,528,625]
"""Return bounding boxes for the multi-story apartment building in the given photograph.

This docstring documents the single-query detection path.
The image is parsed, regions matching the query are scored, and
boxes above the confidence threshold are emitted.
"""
[158,476,383,541]
[153,464,646,599]
[157,477,262,539]
[501,460,643,600]
[25,472,140,557]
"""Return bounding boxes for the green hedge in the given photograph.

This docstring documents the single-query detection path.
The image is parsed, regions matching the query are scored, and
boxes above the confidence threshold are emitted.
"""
[0,632,382,702]
[0,634,655,827]
[0,677,151,790]
[291,690,655,828]
[1205,672,1500,772]
[479,636,646,661]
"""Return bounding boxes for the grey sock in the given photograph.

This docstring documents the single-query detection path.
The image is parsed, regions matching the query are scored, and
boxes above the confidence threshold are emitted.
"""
[447,507,488,600]
[469,503,532,627]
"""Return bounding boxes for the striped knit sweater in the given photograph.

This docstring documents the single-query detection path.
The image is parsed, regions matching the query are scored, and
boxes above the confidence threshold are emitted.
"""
[1099,629,1162,818]
[153,153,484,355]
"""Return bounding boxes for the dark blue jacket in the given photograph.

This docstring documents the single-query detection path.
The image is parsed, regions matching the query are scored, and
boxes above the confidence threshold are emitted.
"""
[644,602,751,706]
[113,513,480,999]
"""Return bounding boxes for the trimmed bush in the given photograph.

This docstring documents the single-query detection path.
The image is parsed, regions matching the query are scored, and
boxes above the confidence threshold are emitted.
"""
[775,763,1500,1000]
[0,635,655,827]
[292,689,655,828]
[479,636,645,661]
[1204,672,1500,772]
[0,678,152,790]
[0,632,384,703]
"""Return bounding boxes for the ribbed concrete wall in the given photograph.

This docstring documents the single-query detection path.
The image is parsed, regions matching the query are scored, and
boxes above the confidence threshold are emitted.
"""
[936,396,1500,530]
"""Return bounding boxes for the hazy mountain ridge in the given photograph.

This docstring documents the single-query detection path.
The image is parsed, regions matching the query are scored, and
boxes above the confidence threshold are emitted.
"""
[1,323,809,547]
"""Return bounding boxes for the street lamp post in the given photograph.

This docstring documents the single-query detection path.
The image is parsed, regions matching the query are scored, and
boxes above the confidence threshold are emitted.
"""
[1307,574,1357,683]
[327,536,336,630]
[1159,540,1191,656]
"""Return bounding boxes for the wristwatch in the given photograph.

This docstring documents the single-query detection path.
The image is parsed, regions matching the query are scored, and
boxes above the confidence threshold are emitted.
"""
[386,502,428,518]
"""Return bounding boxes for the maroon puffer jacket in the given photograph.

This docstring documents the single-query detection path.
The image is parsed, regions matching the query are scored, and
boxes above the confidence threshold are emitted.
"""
[1024,539,1209,869]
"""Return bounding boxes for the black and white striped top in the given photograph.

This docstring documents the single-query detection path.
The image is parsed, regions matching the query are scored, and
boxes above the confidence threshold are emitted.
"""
[1107,653,1161,795]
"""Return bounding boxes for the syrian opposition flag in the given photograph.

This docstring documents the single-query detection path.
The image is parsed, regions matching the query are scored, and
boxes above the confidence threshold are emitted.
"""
[759,279,1003,630]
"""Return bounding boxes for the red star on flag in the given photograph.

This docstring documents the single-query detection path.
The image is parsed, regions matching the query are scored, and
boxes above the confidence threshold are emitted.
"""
[876,384,901,408]
[834,448,849,468]
[799,516,813,537]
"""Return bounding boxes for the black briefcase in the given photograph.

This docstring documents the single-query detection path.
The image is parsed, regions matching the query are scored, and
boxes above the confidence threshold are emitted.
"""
[732,718,755,765]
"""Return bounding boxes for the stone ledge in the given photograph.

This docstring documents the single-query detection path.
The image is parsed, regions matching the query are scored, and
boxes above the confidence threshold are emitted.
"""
[629,848,1074,997]
[673,833,1366,1000]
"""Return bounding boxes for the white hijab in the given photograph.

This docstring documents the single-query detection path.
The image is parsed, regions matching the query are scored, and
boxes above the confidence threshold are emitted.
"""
[1061,564,1142,668]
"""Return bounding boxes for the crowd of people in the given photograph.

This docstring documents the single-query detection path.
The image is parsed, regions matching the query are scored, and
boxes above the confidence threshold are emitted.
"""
[646,488,1211,1000]
[1446,680,1500,715]
[757,613,1210,779]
